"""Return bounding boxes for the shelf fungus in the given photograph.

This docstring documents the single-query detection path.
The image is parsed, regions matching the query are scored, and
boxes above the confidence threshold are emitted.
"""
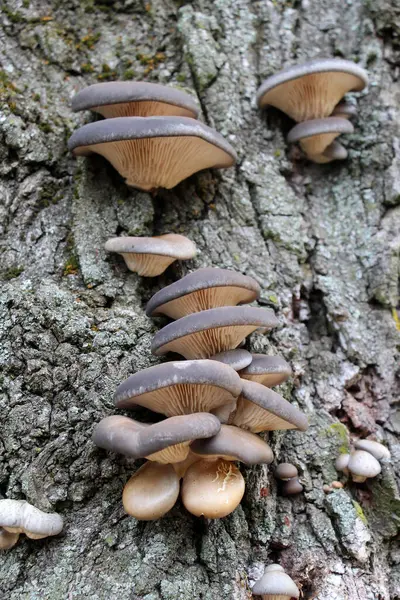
[151,306,279,360]
[240,354,292,387]
[287,117,354,163]
[146,268,261,319]
[0,500,63,549]
[68,116,237,190]
[256,58,368,122]
[71,81,199,119]
[104,234,196,277]
[252,563,300,600]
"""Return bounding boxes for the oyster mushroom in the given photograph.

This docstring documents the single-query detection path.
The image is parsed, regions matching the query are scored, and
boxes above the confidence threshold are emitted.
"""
[287,117,354,163]
[151,306,279,360]
[146,268,261,319]
[335,453,350,474]
[256,58,368,122]
[240,354,292,387]
[332,101,357,119]
[0,500,63,545]
[210,349,253,372]
[68,116,237,190]
[354,440,391,460]
[252,563,300,599]
[347,450,382,483]
[275,463,298,481]
[71,81,199,118]
[281,478,304,496]
[104,234,196,277]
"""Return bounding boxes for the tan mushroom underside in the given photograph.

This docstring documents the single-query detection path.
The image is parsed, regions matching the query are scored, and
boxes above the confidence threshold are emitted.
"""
[299,132,341,161]
[77,136,233,190]
[240,372,290,387]
[123,462,180,520]
[181,458,245,518]
[0,528,19,550]
[154,286,258,319]
[128,383,238,417]
[94,101,195,119]
[262,72,363,121]
[172,451,201,478]
[120,252,177,277]
[3,526,49,540]
[158,324,264,359]
[229,397,298,433]
[146,441,190,464]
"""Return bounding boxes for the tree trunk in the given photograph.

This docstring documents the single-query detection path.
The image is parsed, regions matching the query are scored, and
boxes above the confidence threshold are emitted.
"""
[1,0,399,598]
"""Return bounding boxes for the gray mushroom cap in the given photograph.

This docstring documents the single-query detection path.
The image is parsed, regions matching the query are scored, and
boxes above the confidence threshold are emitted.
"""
[71,81,199,117]
[282,478,304,496]
[264,564,285,573]
[322,141,348,161]
[105,234,197,259]
[210,349,253,371]
[332,101,357,118]
[354,440,391,460]
[240,354,292,386]
[93,413,221,459]
[275,463,298,480]
[287,117,354,144]
[335,454,350,471]
[252,568,300,598]
[190,424,274,465]
[348,450,381,479]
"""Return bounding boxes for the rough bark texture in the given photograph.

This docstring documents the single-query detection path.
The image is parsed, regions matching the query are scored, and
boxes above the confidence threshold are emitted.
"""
[1,0,400,598]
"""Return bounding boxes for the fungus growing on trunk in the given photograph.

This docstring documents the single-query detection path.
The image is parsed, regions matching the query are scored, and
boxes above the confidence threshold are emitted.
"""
[240,354,292,387]
[287,117,354,163]
[0,500,63,548]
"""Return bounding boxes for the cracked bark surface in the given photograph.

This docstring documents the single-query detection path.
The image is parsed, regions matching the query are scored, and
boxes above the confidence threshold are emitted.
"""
[0,0,399,598]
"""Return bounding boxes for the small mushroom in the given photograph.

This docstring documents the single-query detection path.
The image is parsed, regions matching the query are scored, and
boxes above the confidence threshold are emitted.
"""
[104,234,196,277]
[275,463,298,481]
[287,117,354,163]
[320,140,349,162]
[228,380,308,433]
[335,453,350,474]
[0,528,19,550]
[151,306,279,360]
[93,413,221,464]
[256,58,368,122]
[0,500,63,542]
[114,360,242,420]
[281,478,303,496]
[68,116,237,190]
[240,354,292,387]
[146,268,261,319]
[331,101,357,119]
[123,461,180,520]
[347,450,381,483]
[354,440,390,460]
[72,81,199,119]
[252,563,300,599]
[210,349,253,372]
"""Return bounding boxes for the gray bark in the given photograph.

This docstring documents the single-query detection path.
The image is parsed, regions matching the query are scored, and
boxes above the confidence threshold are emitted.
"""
[0,0,399,598]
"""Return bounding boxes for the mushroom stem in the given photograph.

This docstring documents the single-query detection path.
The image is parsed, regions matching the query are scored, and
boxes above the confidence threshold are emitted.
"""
[351,474,367,483]
[0,528,19,550]
[172,451,201,479]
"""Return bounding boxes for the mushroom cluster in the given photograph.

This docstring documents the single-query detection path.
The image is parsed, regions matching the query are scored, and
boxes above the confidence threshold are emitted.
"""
[94,267,309,520]
[69,81,237,190]
[275,463,304,496]
[0,499,63,550]
[252,563,300,600]
[335,439,390,483]
[257,58,368,163]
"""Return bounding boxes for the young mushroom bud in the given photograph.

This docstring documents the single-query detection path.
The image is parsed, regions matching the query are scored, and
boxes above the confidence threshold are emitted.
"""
[240,354,292,387]
[275,463,298,481]
[123,462,180,520]
[0,528,19,550]
[281,478,303,496]
[335,453,350,474]
[0,499,63,541]
[252,563,300,599]
[354,440,390,460]
[347,450,381,483]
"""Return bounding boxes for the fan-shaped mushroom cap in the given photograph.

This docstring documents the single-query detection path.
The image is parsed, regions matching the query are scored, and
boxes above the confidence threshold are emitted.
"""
[181,457,245,518]
[354,440,390,460]
[319,140,348,163]
[275,463,298,481]
[146,268,261,319]
[335,453,350,473]
[0,500,63,540]
[287,117,354,163]
[332,101,357,119]
[123,461,179,520]
[0,528,19,550]
[240,354,292,387]
[105,234,196,277]
[71,81,199,118]
[68,116,237,190]
[93,413,221,464]
[210,349,253,372]
[114,360,242,420]
[256,58,368,122]
[151,306,279,360]
[252,566,300,599]
[282,478,303,496]
[190,424,274,464]
[228,380,308,433]
[348,450,381,483]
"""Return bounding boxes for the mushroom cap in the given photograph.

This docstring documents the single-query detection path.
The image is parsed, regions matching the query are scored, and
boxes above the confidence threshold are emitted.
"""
[287,117,354,144]
[151,306,279,360]
[264,564,285,573]
[335,453,350,471]
[68,116,237,190]
[256,58,368,122]
[210,349,253,372]
[71,81,199,118]
[114,359,242,418]
[229,380,308,433]
[240,354,292,387]
[123,461,180,520]
[332,101,357,119]
[275,463,298,480]
[319,140,348,163]
[181,457,245,518]
[93,413,221,463]
[348,450,381,479]
[0,500,63,539]
[354,440,391,460]
[190,424,274,464]
[146,268,261,319]
[281,478,304,496]
[0,528,19,550]
[252,568,300,598]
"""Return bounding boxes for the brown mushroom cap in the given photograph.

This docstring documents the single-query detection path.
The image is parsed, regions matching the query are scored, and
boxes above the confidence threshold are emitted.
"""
[256,58,368,122]
[190,425,274,464]
[275,463,298,480]
[354,440,390,460]
[240,354,292,387]
[151,306,279,360]
[281,478,304,496]
[228,380,308,433]
[146,268,261,319]
[252,566,300,599]
[347,450,382,482]
[114,360,242,419]
[71,81,199,119]
[210,349,253,372]
[93,413,221,464]
[0,528,19,550]
[68,116,237,190]
[287,117,354,163]
[331,101,357,119]
[104,234,196,277]
[0,500,63,540]
[123,461,180,520]
[181,458,245,518]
